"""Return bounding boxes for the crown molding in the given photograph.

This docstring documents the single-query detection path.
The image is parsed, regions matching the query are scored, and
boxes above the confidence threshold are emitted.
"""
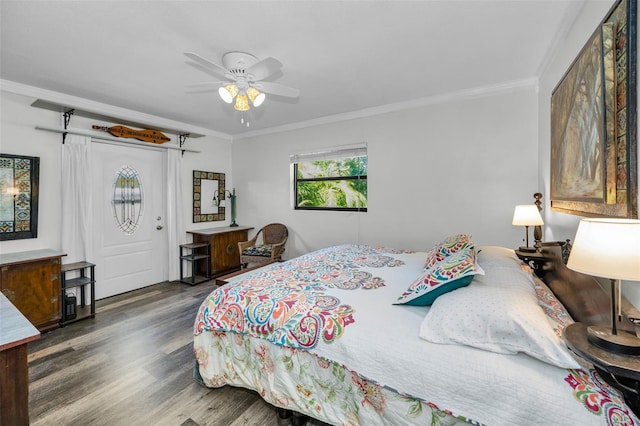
[536,1,587,78]
[2,78,538,143]
[0,79,232,141]
[234,77,539,140]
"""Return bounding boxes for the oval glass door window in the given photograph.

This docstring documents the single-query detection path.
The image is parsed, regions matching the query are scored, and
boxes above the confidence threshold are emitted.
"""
[112,165,144,234]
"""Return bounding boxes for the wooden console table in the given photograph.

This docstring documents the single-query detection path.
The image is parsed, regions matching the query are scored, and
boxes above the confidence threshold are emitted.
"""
[0,292,40,426]
[0,249,66,332]
[187,226,253,278]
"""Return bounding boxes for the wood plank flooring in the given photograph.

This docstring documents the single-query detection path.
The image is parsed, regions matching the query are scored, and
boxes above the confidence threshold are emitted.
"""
[26,280,322,426]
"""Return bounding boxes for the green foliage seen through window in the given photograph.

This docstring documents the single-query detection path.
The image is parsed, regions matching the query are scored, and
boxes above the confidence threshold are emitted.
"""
[294,156,367,210]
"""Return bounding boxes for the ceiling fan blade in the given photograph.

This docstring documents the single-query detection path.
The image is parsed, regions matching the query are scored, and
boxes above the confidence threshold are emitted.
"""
[252,81,300,98]
[184,52,229,77]
[246,57,283,81]
[185,81,226,88]
[184,81,227,93]
[185,61,232,80]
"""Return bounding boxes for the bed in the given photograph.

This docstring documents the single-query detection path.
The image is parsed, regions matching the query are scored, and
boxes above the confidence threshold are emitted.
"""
[193,236,640,425]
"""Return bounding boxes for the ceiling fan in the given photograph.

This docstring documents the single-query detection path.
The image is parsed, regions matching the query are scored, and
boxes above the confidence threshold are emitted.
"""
[184,51,300,117]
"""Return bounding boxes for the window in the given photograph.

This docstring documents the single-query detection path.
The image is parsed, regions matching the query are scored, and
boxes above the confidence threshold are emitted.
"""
[112,165,144,234]
[291,144,367,211]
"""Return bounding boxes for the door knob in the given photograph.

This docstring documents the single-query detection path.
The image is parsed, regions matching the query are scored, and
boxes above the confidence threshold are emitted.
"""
[156,225,163,230]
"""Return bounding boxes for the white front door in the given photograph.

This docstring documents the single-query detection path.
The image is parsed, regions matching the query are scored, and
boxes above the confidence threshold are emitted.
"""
[92,141,167,299]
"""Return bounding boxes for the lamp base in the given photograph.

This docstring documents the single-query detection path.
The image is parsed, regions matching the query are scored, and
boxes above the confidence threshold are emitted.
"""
[587,325,640,355]
[517,246,537,253]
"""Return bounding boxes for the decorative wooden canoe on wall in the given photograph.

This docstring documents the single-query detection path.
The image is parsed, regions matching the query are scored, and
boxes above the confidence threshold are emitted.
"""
[91,125,170,144]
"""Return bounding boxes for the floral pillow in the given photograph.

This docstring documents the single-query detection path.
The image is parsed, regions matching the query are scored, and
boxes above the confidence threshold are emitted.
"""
[395,247,483,306]
[424,233,473,269]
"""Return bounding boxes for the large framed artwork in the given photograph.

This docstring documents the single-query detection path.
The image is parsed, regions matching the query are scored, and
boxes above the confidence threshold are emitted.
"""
[550,0,637,218]
[0,153,40,240]
[193,170,226,223]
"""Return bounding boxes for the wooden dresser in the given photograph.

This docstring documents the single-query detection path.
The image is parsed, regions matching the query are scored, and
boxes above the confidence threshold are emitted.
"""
[0,249,66,332]
[188,226,253,277]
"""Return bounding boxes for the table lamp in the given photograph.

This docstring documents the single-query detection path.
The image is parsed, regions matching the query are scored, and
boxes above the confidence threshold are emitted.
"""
[512,205,544,252]
[567,218,640,355]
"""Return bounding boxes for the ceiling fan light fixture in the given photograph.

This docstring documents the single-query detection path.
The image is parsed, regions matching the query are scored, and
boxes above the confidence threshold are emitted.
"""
[219,84,238,103]
[247,87,265,107]
[186,51,299,125]
[234,93,250,111]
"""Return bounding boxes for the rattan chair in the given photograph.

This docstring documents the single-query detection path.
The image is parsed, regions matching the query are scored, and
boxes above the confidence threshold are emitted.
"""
[238,223,288,269]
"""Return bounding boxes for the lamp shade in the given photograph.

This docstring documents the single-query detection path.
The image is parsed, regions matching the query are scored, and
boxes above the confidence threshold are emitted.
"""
[234,93,250,111]
[247,87,265,107]
[567,218,640,281]
[512,205,544,226]
[219,84,239,103]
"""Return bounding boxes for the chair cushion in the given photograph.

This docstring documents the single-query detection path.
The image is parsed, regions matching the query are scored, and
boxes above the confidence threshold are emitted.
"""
[242,244,273,257]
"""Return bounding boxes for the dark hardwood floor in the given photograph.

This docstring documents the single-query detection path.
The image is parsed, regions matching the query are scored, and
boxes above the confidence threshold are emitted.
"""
[26,280,312,426]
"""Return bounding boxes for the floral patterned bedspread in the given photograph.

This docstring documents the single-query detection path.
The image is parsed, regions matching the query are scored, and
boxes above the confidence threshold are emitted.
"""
[194,244,639,426]
[195,245,408,349]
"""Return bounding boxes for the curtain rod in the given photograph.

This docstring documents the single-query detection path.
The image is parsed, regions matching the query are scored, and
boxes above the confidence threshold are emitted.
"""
[35,125,200,153]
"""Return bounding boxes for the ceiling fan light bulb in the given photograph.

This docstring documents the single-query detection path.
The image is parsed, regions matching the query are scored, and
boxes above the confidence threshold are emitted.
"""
[219,84,238,103]
[247,87,265,107]
[218,87,233,103]
[234,93,250,111]
[253,92,265,107]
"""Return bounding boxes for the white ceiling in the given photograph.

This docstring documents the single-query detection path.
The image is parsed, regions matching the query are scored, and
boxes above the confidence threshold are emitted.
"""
[1,1,587,137]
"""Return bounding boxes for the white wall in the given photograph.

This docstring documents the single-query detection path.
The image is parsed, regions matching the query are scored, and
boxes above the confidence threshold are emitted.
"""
[0,91,63,253]
[538,0,640,308]
[0,89,233,274]
[233,87,540,259]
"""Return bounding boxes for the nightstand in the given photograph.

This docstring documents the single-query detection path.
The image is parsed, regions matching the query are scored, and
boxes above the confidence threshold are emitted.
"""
[514,249,547,277]
[563,322,640,416]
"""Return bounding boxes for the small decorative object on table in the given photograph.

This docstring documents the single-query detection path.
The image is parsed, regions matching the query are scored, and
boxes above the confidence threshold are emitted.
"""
[214,188,238,227]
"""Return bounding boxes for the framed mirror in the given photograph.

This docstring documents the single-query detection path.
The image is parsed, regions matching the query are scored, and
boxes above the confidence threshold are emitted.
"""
[193,170,225,223]
[0,153,40,240]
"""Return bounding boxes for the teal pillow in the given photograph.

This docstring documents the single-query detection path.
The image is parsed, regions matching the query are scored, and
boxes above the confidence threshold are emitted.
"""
[402,275,475,306]
[395,247,483,306]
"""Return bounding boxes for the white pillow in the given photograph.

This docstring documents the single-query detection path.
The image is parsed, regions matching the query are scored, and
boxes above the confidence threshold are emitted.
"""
[472,265,536,294]
[477,245,523,269]
[419,285,580,369]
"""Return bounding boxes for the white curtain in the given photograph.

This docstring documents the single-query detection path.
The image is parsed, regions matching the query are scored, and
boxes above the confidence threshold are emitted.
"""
[61,134,93,263]
[167,149,186,281]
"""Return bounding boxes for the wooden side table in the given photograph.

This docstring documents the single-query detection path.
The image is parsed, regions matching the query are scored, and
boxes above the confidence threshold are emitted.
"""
[564,322,640,416]
[187,226,253,278]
